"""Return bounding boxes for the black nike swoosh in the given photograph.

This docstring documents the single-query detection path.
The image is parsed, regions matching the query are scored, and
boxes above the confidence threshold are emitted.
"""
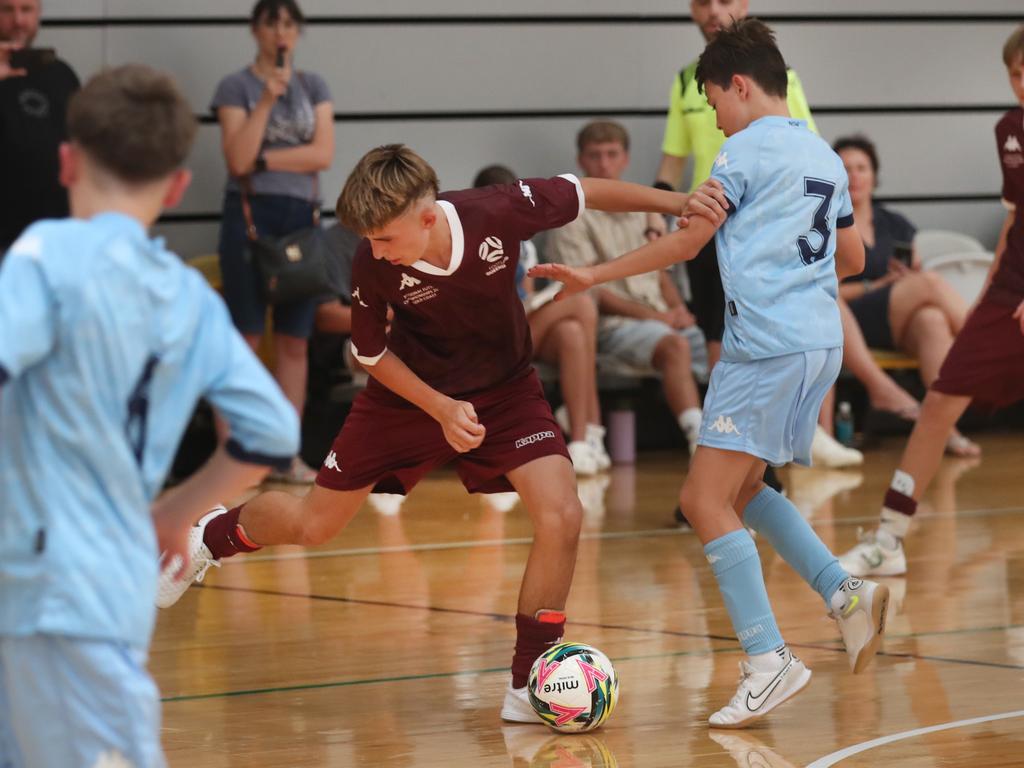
[744,661,793,712]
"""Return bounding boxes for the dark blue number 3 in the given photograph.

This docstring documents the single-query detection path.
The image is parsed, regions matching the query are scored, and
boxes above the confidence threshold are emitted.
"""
[126,355,159,466]
[797,177,836,265]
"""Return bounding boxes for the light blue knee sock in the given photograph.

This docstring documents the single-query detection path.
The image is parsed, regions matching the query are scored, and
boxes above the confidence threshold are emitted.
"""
[704,529,784,655]
[743,486,848,606]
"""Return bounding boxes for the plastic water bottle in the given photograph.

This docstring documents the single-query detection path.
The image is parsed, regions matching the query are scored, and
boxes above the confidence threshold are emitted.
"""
[835,401,854,447]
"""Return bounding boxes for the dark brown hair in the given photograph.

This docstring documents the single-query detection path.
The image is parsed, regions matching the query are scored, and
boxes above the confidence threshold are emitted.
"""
[473,164,517,188]
[66,64,197,183]
[576,120,630,153]
[695,18,788,99]
[335,144,440,234]
[832,135,880,175]
[251,0,304,26]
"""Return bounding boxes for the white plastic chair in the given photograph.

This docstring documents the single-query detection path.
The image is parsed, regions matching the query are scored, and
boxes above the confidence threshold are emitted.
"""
[924,251,994,305]
[915,230,986,270]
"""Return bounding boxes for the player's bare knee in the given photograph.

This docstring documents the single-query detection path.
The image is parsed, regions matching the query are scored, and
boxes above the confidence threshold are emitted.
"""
[654,333,690,369]
[533,495,583,544]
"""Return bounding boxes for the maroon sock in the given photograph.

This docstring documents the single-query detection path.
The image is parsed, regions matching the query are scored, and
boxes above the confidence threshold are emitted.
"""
[203,505,262,560]
[883,488,918,517]
[511,611,565,689]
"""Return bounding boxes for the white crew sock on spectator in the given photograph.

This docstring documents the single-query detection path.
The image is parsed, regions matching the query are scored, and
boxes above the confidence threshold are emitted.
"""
[678,408,703,454]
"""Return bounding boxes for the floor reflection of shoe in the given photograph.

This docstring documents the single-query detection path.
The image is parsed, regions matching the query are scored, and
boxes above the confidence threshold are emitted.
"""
[708,731,799,768]
[577,475,611,523]
[830,577,889,673]
[267,457,318,484]
[811,426,864,468]
[788,468,864,518]
[837,528,907,577]
[482,491,520,513]
[876,576,906,617]
[366,492,405,516]
[709,647,811,729]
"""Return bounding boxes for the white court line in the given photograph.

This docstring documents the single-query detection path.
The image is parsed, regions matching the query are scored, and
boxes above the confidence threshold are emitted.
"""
[224,505,1024,564]
[805,709,1024,767]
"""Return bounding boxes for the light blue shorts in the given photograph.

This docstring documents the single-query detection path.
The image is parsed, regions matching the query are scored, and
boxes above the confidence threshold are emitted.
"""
[697,347,842,467]
[598,319,709,382]
[0,635,165,768]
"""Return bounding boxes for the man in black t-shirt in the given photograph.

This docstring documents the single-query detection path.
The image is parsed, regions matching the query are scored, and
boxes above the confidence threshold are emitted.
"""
[0,0,79,251]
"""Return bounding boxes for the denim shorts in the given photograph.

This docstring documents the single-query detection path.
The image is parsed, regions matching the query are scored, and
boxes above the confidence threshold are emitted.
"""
[218,191,320,338]
[598,318,709,382]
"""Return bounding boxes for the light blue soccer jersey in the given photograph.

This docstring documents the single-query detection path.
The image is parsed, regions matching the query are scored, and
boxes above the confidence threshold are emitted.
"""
[709,116,854,361]
[0,213,299,649]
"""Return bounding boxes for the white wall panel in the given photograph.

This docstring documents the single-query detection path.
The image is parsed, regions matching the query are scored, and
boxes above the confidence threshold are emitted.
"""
[98,1,1024,18]
[153,221,220,260]
[35,28,105,80]
[99,21,1014,115]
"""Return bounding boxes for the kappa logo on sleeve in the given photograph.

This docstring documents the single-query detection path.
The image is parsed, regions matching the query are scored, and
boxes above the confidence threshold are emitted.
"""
[518,180,536,207]
[352,287,369,308]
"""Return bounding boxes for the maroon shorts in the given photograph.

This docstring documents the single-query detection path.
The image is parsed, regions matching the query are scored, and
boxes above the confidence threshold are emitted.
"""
[315,369,569,494]
[931,297,1024,409]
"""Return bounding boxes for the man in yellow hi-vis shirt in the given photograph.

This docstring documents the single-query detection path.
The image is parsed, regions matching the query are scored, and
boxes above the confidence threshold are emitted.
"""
[655,0,816,369]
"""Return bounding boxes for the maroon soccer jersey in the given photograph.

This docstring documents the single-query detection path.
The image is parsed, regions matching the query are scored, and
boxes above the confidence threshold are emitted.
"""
[992,108,1024,305]
[350,174,585,401]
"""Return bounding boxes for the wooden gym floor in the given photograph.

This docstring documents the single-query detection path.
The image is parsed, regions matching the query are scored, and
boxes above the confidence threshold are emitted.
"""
[155,433,1024,767]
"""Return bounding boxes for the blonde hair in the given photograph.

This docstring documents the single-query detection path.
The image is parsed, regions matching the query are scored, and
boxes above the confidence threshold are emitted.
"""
[1004,25,1024,67]
[335,144,440,234]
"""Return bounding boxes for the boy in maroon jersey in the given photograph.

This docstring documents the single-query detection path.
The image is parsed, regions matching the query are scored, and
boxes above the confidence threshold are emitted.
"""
[158,143,717,722]
[839,25,1024,578]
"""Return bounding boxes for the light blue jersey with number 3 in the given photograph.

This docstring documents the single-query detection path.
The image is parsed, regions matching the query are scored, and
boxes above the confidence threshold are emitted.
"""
[709,116,854,362]
[0,213,299,649]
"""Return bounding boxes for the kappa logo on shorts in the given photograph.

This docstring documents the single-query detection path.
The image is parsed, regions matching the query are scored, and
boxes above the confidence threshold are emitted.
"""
[91,751,133,768]
[399,272,422,291]
[514,430,556,449]
[709,415,742,436]
[478,236,504,263]
[324,450,341,472]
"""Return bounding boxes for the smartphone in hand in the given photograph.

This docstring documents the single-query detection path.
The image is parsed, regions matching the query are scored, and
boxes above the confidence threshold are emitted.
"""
[892,242,913,267]
[9,48,56,71]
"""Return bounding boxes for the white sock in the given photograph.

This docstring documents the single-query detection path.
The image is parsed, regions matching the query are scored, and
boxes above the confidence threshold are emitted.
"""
[890,469,915,497]
[585,423,606,445]
[748,645,788,672]
[678,407,703,441]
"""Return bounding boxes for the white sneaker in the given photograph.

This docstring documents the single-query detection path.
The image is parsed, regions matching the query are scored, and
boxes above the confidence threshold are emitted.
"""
[553,404,571,435]
[830,577,889,673]
[567,440,599,477]
[500,681,540,724]
[585,424,612,471]
[709,648,811,729]
[482,491,520,513]
[156,506,223,609]
[810,426,863,469]
[837,529,907,577]
[367,492,405,516]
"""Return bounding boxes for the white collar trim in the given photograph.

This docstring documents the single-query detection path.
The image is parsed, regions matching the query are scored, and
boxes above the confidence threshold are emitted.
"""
[410,200,464,276]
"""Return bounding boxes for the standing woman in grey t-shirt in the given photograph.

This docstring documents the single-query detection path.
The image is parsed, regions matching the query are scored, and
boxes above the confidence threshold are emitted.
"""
[211,0,333,482]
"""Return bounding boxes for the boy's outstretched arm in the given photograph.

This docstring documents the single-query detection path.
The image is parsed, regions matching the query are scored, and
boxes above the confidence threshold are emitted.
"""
[580,177,729,217]
[531,215,719,299]
[834,225,866,280]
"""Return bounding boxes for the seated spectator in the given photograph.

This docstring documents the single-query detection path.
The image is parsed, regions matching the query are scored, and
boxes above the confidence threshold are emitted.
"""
[834,134,979,456]
[546,121,707,454]
[472,164,609,475]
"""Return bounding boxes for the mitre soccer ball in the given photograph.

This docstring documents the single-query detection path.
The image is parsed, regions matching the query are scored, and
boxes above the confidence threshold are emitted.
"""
[527,642,618,732]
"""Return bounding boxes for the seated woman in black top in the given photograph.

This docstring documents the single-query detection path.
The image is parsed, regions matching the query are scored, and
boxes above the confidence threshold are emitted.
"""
[835,135,979,457]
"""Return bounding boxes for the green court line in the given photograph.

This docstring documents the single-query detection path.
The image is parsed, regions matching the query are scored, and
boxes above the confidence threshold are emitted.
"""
[161,644,739,705]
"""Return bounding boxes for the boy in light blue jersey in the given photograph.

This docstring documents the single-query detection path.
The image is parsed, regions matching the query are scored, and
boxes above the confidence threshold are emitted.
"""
[0,65,299,767]
[533,19,889,728]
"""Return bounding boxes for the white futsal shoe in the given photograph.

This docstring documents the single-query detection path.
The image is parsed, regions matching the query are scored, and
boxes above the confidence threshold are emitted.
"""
[709,647,811,729]
[567,440,600,476]
[156,506,224,609]
[585,424,612,471]
[830,577,890,673]
[811,425,864,468]
[500,680,540,724]
[837,528,907,577]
